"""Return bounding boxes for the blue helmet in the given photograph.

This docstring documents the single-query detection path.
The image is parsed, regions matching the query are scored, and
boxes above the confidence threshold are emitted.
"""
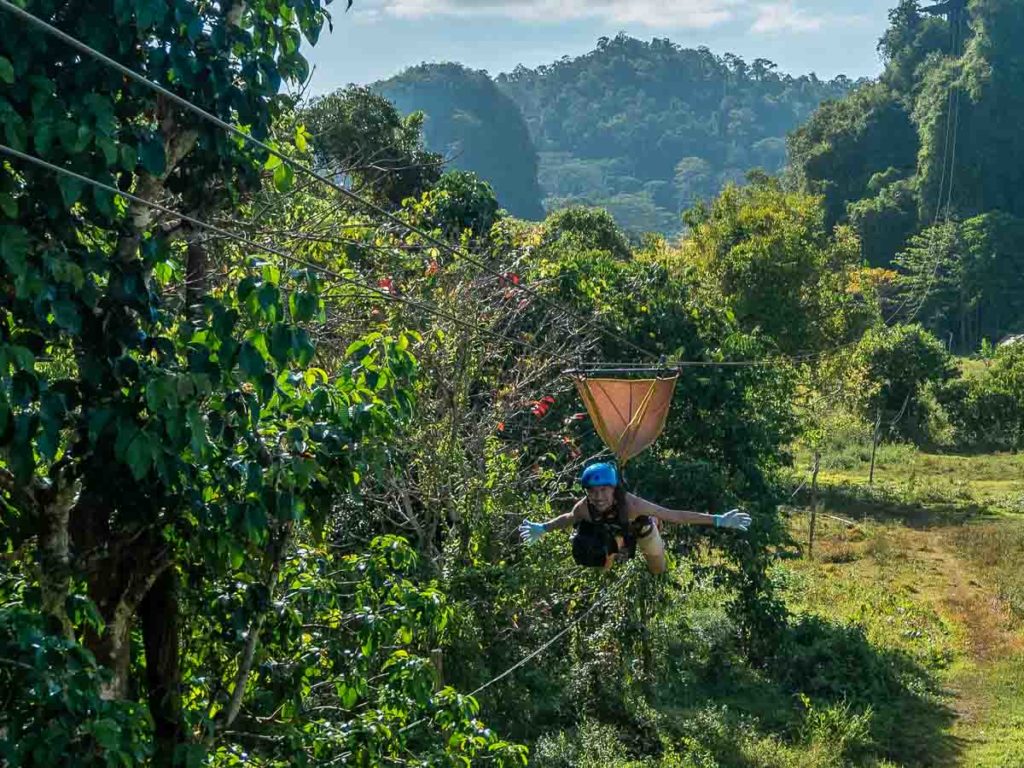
[581,462,619,488]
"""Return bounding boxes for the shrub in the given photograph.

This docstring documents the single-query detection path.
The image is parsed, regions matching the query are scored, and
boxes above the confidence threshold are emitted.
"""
[851,324,955,443]
[937,344,1024,450]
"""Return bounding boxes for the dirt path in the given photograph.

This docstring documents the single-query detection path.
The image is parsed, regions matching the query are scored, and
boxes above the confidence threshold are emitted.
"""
[898,527,1024,763]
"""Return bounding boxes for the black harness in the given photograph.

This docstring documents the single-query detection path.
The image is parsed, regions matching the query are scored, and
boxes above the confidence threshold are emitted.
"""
[571,498,654,568]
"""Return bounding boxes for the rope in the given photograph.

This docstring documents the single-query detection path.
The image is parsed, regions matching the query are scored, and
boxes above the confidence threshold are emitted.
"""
[0,143,581,367]
[0,0,662,365]
[324,576,623,765]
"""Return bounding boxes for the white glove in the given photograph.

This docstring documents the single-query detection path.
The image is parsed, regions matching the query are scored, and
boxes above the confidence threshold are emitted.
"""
[713,509,751,532]
[518,520,546,544]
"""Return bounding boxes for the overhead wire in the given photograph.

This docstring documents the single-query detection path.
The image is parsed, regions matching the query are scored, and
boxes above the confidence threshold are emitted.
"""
[893,7,966,326]
[0,143,584,368]
[2,0,914,373]
[0,0,662,365]
[7,0,978,383]
[324,574,625,765]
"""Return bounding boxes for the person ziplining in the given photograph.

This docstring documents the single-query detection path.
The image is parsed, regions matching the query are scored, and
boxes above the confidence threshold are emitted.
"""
[518,369,751,573]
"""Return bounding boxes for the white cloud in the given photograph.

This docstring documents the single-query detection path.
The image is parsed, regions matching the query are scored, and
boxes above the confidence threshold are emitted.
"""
[365,0,741,29]
[750,2,824,33]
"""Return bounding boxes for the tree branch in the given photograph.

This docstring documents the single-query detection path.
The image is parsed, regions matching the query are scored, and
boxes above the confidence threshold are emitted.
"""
[208,522,293,745]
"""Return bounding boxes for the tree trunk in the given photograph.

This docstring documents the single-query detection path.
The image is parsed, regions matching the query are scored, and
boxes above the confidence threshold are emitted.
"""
[37,479,76,639]
[808,450,821,560]
[185,240,209,321]
[869,408,882,486]
[141,568,185,767]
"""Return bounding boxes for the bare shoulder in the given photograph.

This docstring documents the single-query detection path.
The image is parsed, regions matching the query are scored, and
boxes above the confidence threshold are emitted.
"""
[624,492,658,520]
[570,497,589,521]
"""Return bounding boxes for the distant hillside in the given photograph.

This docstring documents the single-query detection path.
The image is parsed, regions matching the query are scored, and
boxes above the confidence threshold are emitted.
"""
[497,34,855,234]
[375,63,545,220]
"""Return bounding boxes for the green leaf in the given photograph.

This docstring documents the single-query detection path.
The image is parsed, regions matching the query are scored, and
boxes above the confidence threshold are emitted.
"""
[119,144,138,172]
[95,135,118,166]
[272,162,294,193]
[289,291,317,322]
[269,323,292,367]
[294,125,308,152]
[52,299,82,334]
[295,329,315,367]
[345,340,370,361]
[187,405,208,458]
[0,225,29,273]
[237,276,258,302]
[138,137,166,176]
[88,407,113,443]
[8,346,34,371]
[0,193,16,218]
[2,113,27,151]
[135,0,164,29]
[239,342,265,378]
[125,432,152,480]
[57,175,85,208]
[257,283,279,321]
[0,57,13,85]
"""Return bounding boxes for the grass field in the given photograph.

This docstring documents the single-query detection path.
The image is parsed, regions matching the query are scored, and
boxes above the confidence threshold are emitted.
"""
[782,446,1024,767]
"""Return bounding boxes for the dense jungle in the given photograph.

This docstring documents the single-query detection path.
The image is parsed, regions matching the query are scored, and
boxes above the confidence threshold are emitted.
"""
[2,0,1024,766]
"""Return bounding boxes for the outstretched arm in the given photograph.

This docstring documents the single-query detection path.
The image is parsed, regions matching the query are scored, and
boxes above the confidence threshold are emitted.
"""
[627,493,751,531]
[519,500,587,544]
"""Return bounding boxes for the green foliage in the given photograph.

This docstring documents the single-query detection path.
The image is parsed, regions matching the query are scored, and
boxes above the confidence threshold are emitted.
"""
[894,214,1024,353]
[847,177,918,267]
[406,169,500,239]
[788,82,918,230]
[376,63,545,219]
[936,342,1024,450]
[539,206,632,261]
[851,324,954,442]
[183,535,528,765]
[682,179,875,355]
[0,607,152,767]
[792,0,1024,345]
[0,0,530,764]
[499,35,852,234]
[302,85,442,207]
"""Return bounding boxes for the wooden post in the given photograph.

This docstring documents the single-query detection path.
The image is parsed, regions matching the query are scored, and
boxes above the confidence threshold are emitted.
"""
[430,648,445,692]
[808,450,820,560]
[868,407,882,486]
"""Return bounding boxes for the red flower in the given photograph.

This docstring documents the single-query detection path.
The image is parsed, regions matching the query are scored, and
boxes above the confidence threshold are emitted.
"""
[530,395,556,418]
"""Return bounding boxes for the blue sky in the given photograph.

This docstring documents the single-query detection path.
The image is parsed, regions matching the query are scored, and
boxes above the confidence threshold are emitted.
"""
[303,0,900,94]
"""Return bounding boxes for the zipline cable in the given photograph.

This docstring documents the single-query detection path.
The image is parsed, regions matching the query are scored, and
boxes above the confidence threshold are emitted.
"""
[892,9,965,326]
[2,140,867,397]
[0,0,662,364]
[0,143,585,367]
[324,574,625,765]
[1,2,925,372]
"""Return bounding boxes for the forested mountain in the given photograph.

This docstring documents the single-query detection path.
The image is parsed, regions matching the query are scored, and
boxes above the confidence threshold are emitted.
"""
[8,0,1024,765]
[371,39,851,234]
[789,0,1024,351]
[375,63,545,220]
[497,35,854,233]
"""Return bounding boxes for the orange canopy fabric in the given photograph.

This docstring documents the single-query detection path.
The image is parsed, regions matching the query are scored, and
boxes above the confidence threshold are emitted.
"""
[574,375,679,464]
